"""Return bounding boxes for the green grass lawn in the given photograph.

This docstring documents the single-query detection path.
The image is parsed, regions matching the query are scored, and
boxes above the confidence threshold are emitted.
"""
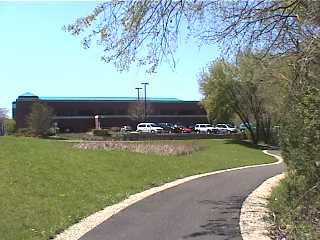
[0,136,274,240]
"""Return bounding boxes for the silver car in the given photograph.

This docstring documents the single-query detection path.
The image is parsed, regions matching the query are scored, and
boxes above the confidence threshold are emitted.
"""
[214,124,238,134]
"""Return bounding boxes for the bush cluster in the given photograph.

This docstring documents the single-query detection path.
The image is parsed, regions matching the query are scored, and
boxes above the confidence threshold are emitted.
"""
[274,82,320,239]
[281,87,320,191]
[269,176,320,239]
[92,129,111,137]
[15,128,34,137]
[74,141,204,156]
[112,132,243,141]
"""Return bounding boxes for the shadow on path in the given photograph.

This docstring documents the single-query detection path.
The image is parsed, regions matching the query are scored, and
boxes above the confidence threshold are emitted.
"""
[183,195,244,239]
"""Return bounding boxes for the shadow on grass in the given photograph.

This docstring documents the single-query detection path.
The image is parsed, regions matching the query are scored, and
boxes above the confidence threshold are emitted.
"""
[223,139,280,151]
[42,136,69,140]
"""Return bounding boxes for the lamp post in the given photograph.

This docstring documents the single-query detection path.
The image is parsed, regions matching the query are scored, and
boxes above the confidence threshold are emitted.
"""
[135,87,142,101]
[141,82,149,121]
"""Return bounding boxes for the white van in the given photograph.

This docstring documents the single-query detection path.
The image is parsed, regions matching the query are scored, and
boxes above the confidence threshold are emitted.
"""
[136,123,163,133]
[214,124,238,134]
[194,124,215,133]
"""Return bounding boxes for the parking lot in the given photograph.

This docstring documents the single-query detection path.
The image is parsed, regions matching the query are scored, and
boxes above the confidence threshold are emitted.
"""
[121,122,241,135]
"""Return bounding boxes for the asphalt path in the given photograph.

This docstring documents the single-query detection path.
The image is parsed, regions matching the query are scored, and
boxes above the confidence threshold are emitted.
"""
[80,152,284,240]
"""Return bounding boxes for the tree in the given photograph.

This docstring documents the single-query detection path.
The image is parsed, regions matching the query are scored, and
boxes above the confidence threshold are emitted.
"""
[200,52,288,144]
[128,101,154,122]
[0,108,8,136]
[65,1,317,72]
[235,52,290,144]
[27,102,54,136]
[199,59,236,124]
[3,119,16,135]
[65,1,199,72]
[0,108,7,118]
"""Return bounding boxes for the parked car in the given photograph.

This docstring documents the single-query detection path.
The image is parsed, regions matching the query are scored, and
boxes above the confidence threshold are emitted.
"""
[239,123,255,132]
[194,124,215,133]
[173,124,185,133]
[158,123,175,133]
[136,123,163,133]
[120,125,133,132]
[214,124,238,134]
[182,125,194,133]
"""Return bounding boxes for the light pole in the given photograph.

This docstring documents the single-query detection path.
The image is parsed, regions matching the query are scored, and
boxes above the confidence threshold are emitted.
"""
[141,82,149,121]
[135,87,142,101]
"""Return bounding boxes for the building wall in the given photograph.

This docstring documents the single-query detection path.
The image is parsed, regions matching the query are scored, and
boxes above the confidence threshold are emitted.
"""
[14,96,208,132]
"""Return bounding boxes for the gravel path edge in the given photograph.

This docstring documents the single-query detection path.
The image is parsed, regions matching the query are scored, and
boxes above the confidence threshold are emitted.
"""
[53,150,283,240]
[240,150,285,240]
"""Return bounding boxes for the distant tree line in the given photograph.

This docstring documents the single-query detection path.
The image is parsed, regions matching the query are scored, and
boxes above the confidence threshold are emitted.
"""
[0,108,15,136]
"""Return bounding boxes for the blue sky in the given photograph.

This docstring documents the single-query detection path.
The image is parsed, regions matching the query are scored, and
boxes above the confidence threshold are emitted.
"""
[0,2,219,117]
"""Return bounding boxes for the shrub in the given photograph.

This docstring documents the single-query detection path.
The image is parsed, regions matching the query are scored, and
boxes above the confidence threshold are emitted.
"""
[109,127,121,132]
[74,141,204,156]
[92,129,111,137]
[281,87,320,188]
[269,175,320,240]
[270,86,320,239]
[15,128,34,137]
[4,119,16,135]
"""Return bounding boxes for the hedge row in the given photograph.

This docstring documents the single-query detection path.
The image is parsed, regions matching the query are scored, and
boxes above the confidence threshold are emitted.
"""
[111,132,243,141]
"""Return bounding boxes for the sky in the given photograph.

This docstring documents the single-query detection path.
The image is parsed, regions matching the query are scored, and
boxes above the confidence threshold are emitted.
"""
[0,1,220,118]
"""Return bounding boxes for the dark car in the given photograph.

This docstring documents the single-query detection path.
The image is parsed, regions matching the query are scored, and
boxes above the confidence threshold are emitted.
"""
[172,124,185,133]
[158,123,175,133]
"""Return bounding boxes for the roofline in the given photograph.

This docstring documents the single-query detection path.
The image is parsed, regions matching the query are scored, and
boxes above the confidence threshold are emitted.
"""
[16,98,200,103]
[41,100,200,104]
[53,115,207,120]
[16,94,201,103]
[40,99,184,103]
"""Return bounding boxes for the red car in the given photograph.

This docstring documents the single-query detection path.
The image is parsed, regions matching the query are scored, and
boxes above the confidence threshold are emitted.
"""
[182,126,194,133]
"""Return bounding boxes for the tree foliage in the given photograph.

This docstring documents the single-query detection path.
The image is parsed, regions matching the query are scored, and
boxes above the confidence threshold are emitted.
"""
[27,102,54,136]
[200,52,288,144]
[0,108,7,119]
[0,109,16,136]
[199,59,235,124]
[3,119,16,135]
[65,0,320,72]
[65,0,199,72]
[0,108,8,136]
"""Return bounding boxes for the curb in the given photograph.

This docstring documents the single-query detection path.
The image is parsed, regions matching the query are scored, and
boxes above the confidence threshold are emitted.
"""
[54,150,283,240]
[240,151,285,240]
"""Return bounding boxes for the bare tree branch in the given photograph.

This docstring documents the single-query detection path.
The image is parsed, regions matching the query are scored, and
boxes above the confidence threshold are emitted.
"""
[65,0,319,72]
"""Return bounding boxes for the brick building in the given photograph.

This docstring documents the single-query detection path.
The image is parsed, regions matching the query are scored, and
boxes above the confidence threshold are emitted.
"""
[13,92,208,132]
